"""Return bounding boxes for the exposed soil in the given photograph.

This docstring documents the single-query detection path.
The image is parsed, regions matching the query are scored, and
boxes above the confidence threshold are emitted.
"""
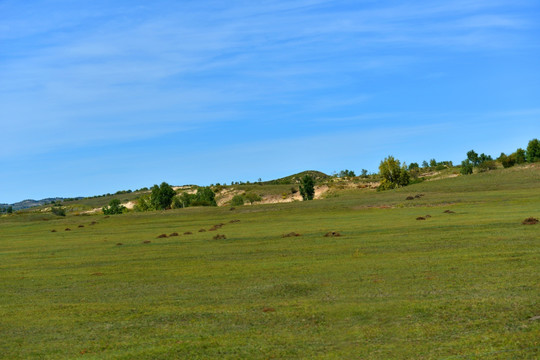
[157,234,167,238]
[199,229,206,232]
[324,231,342,237]
[116,243,123,246]
[184,231,193,235]
[262,307,276,313]
[425,215,432,218]
[65,228,71,231]
[282,232,301,238]
[443,210,455,214]
[406,196,414,200]
[51,229,56,232]
[90,221,97,225]
[416,217,426,220]
[169,232,179,237]
[78,225,84,228]
[522,217,539,225]
[213,234,227,240]
[415,194,425,198]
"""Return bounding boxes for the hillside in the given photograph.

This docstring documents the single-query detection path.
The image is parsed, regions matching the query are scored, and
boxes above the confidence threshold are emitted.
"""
[1,164,538,358]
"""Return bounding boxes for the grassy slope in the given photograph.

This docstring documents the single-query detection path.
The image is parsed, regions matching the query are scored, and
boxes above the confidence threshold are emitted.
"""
[0,165,539,359]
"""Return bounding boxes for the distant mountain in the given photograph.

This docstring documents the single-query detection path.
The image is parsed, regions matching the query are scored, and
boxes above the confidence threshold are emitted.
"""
[0,197,81,211]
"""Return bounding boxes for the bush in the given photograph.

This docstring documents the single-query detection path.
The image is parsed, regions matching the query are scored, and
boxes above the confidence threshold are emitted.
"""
[378,156,410,190]
[515,148,526,164]
[244,192,262,204]
[499,153,515,168]
[150,182,176,210]
[191,187,217,206]
[526,138,540,162]
[135,194,153,211]
[51,206,66,216]
[102,199,126,215]
[231,195,244,206]
[477,160,497,172]
[299,175,315,200]
[460,160,473,175]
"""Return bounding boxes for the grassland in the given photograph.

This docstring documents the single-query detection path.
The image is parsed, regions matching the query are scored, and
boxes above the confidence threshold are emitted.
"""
[1,165,539,359]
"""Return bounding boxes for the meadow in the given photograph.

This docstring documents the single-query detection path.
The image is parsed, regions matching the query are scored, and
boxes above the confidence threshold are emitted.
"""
[1,165,539,359]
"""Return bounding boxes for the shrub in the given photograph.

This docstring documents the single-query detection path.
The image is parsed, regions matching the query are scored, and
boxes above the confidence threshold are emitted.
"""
[499,153,515,168]
[299,175,315,200]
[526,138,540,162]
[51,206,66,216]
[102,199,126,215]
[477,160,497,172]
[460,160,473,175]
[231,195,244,206]
[150,182,176,210]
[244,192,262,204]
[135,194,153,211]
[378,156,410,190]
[515,148,526,164]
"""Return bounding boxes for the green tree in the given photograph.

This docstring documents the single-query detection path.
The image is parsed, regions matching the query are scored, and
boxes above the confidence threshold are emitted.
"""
[231,195,244,206]
[102,199,126,215]
[7,206,13,214]
[467,150,479,166]
[191,187,217,206]
[299,175,315,200]
[378,156,410,190]
[135,194,153,211]
[526,138,540,162]
[429,159,437,168]
[244,192,262,204]
[150,182,176,210]
[360,169,368,178]
[421,160,429,168]
[460,159,473,175]
[515,148,526,164]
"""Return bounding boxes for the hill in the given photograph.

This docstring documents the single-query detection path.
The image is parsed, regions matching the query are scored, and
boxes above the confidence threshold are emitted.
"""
[1,164,538,358]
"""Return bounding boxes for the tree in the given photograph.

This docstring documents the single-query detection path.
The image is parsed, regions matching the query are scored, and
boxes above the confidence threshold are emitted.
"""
[460,159,473,175]
[150,182,176,210]
[102,199,125,215]
[515,148,526,164]
[526,138,540,162]
[360,169,368,178]
[422,160,429,168]
[191,187,217,206]
[467,150,479,166]
[339,169,355,178]
[429,159,437,168]
[244,192,262,204]
[498,153,515,168]
[7,206,13,214]
[231,195,244,206]
[299,175,315,200]
[378,156,410,190]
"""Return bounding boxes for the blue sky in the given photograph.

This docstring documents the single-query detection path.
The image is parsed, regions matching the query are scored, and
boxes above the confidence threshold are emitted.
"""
[1,0,539,203]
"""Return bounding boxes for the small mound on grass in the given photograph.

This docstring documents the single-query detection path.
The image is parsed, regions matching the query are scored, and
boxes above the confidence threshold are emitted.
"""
[405,196,414,200]
[143,240,151,244]
[522,217,539,225]
[184,231,193,235]
[443,210,455,214]
[324,231,342,237]
[169,232,179,237]
[425,215,432,218]
[90,221,97,225]
[157,234,167,238]
[229,219,240,223]
[282,232,301,238]
[91,272,104,276]
[415,194,424,198]
[51,229,57,232]
[230,207,236,211]
[199,229,206,232]
[213,234,227,240]
[262,307,276,313]
[116,243,123,246]
[65,228,71,231]
[416,217,426,221]
[78,225,84,228]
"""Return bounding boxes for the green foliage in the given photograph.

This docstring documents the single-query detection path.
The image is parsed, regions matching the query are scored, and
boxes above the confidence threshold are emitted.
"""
[102,199,126,215]
[299,175,315,200]
[378,156,410,190]
[460,159,473,175]
[231,195,245,206]
[338,169,356,178]
[526,138,540,162]
[429,159,437,168]
[190,187,217,207]
[421,160,429,168]
[51,206,66,216]
[244,192,262,204]
[150,182,176,210]
[498,153,515,168]
[135,194,153,212]
[408,162,419,170]
[467,150,479,166]
[515,148,526,164]
[360,169,368,178]
[7,206,13,214]
[477,160,497,172]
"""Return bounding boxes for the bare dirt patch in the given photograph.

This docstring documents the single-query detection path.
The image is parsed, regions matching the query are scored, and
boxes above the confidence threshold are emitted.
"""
[65,228,71,231]
[324,231,342,237]
[184,231,193,235]
[416,217,426,220]
[78,225,84,228]
[169,232,179,237]
[199,229,206,232]
[213,234,227,240]
[157,234,167,238]
[522,217,539,225]
[116,243,123,246]
[262,307,276,313]
[443,210,455,214]
[282,232,301,238]
[51,229,57,232]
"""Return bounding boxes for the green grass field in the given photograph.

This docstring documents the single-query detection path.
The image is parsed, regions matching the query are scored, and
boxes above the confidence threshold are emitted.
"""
[1,165,539,359]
